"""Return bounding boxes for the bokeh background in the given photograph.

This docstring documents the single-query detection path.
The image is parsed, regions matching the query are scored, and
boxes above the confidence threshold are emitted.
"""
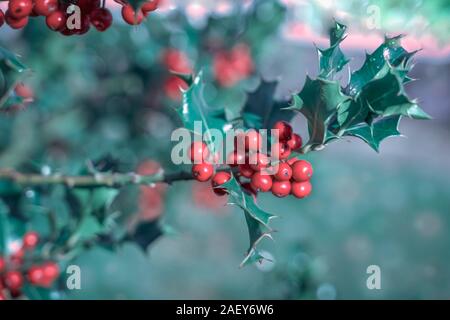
[1,0,449,299]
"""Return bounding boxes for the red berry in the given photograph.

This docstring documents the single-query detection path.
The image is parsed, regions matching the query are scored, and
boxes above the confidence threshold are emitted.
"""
[227,151,246,167]
[271,142,291,160]
[189,141,209,163]
[192,163,214,182]
[245,130,262,152]
[23,231,39,249]
[121,4,144,25]
[10,249,24,266]
[8,0,33,19]
[287,133,302,151]
[27,265,45,285]
[273,121,292,141]
[273,162,292,181]
[14,83,33,100]
[239,164,254,178]
[292,160,313,182]
[250,172,272,192]
[0,10,5,27]
[141,0,159,13]
[33,0,58,16]
[42,262,59,285]
[163,75,188,100]
[0,256,5,272]
[90,7,112,32]
[4,271,23,291]
[5,11,28,29]
[291,181,312,199]
[211,172,231,196]
[272,180,291,198]
[248,153,269,171]
[162,49,192,74]
[46,10,66,31]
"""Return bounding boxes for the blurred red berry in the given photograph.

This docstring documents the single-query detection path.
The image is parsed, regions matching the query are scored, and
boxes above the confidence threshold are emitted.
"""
[5,11,29,29]
[287,133,302,151]
[163,75,188,100]
[27,265,45,285]
[141,0,159,14]
[42,262,59,285]
[23,231,39,249]
[90,8,112,32]
[121,4,144,25]
[4,271,23,291]
[0,256,5,272]
[0,10,5,27]
[162,49,192,74]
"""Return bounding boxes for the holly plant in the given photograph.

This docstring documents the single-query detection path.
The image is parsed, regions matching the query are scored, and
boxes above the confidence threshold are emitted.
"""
[0,12,428,300]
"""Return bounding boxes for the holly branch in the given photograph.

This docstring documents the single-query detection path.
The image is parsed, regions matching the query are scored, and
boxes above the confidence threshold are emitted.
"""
[0,168,194,188]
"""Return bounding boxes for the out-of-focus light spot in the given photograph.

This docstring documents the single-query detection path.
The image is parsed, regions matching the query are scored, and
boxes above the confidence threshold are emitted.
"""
[8,240,22,253]
[255,251,276,272]
[214,0,233,15]
[186,2,208,28]
[316,283,337,300]
[315,0,335,9]
[41,165,51,176]
[25,189,36,199]
[414,212,442,238]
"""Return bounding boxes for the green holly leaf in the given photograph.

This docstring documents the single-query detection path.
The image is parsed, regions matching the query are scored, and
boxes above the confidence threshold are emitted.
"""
[290,76,351,148]
[177,72,228,154]
[220,175,276,268]
[318,21,349,79]
[357,66,430,119]
[0,47,29,110]
[346,35,417,96]
[125,220,163,252]
[344,115,402,152]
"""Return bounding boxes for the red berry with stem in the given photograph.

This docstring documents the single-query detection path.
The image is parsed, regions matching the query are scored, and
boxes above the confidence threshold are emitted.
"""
[272,180,291,198]
[4,271,23,291]
[248,152,269,171]
[46,10,66,31]
[90,7,113,32]
[211,171,231,196]
[23,231,39,249]
[271,142,291,160]
[291,181,312,199]
[273,121,292,141]
[250,172,272,192]
[141,0,159,14]
[239,164,254,178]
[8,0,33,19]
[189,141,209,163]
[5,11,28,29]
[273,162,292,181]
[287,133,302,151]
[292,160,313,182]
[33,0,58,16]
[27,265,45,285]
[245,130,262,152]
[121,4,144,25]
[192,163,214,182]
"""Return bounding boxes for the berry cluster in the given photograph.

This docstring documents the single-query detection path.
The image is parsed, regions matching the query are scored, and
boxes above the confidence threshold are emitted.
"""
[213,44,254,87]
[0,0,159,34]
[190,121,313,199]
[0,232,59,300]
